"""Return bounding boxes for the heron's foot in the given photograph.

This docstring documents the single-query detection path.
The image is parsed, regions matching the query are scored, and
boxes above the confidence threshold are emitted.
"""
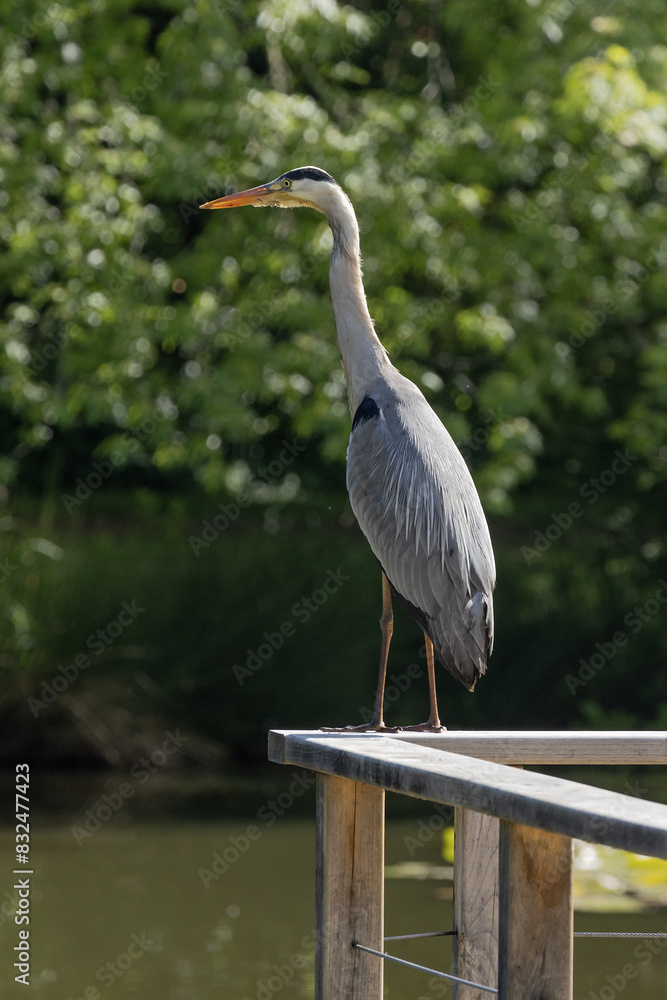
[400,721,447,733]
[320,722,402,733]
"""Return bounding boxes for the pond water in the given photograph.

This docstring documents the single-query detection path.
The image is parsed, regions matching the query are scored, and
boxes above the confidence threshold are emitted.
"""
[1,787,666,998]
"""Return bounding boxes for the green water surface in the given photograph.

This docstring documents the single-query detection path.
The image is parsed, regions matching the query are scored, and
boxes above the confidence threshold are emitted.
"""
[1,801,666,999]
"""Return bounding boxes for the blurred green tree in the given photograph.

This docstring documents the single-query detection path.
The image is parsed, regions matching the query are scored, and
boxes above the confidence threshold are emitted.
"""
[1,0,665,753]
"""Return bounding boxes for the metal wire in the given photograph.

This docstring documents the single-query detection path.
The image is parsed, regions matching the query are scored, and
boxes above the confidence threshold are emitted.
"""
[352,942,498,994]
[384,930,455,941]
[354,929,667,994]
[574,932,667,938]
[386,928,667,941]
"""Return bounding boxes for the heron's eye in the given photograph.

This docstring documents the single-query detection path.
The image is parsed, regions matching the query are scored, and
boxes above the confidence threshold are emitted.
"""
[283,179,291,188]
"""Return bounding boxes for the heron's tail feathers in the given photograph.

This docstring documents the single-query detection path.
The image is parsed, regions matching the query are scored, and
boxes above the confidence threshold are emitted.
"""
[384,568,494,693]
[431,589,494,692]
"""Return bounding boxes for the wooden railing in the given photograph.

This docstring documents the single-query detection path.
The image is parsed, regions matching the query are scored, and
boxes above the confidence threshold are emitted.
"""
[268,730,667,1000]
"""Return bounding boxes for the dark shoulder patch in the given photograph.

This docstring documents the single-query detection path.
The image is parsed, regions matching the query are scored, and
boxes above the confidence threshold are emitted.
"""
[352,396,380,431]
[281,166,338,185]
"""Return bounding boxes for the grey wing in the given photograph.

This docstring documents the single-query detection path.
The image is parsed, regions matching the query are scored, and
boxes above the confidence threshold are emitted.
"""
[346,388,495,690]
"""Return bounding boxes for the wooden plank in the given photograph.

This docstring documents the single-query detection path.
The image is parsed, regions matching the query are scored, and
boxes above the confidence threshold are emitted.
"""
[269,729,667,765]
[271,732,667,858]
[498,821,573,999]
[452,808,499,999]
[316,774,384,1000]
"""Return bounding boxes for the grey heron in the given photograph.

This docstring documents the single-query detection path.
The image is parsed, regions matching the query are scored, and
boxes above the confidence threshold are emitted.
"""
[201,166,495,731]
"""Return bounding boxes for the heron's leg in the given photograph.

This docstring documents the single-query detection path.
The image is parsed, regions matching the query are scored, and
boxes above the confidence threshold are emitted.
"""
[424,634,444,729]
[321,572,400,732]
[368,571,394,727]
[401,634,446,732]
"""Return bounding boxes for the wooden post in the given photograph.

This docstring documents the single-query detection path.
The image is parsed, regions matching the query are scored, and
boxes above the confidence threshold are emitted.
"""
[498,820,573,1000]
[452,808,499,998]
[316,774,384,1000]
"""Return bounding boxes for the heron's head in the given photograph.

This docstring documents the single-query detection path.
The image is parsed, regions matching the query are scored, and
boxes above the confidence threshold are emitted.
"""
[200,166,344,218]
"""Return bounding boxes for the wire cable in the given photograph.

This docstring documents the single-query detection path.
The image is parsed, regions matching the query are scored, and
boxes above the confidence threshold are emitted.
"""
[353,942,498,994]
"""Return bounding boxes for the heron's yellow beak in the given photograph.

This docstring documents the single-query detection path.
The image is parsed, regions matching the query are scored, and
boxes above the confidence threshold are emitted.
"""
[200,182,278,210]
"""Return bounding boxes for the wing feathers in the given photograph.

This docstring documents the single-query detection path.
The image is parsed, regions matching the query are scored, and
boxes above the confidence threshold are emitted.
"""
[347,375,495,691]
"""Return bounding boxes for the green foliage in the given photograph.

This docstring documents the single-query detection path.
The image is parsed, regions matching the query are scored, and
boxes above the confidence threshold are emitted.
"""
[1,0,666,753]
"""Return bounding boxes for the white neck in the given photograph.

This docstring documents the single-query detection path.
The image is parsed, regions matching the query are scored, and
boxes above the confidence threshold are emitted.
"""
[325,191,390,415]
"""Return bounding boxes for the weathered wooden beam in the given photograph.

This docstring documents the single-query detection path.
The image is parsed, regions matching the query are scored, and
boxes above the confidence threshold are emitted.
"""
[452,808,499,999]
[269,729,667,765]
[269,732,667,858]
[316,774,384,1000]
[498,821,573,1000]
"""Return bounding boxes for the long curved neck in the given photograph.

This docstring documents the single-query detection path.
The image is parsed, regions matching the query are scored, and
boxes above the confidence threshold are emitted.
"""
[326,193,390,415]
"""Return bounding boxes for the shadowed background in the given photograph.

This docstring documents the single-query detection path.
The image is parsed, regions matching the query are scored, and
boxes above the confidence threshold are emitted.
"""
[1,0,665,766]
